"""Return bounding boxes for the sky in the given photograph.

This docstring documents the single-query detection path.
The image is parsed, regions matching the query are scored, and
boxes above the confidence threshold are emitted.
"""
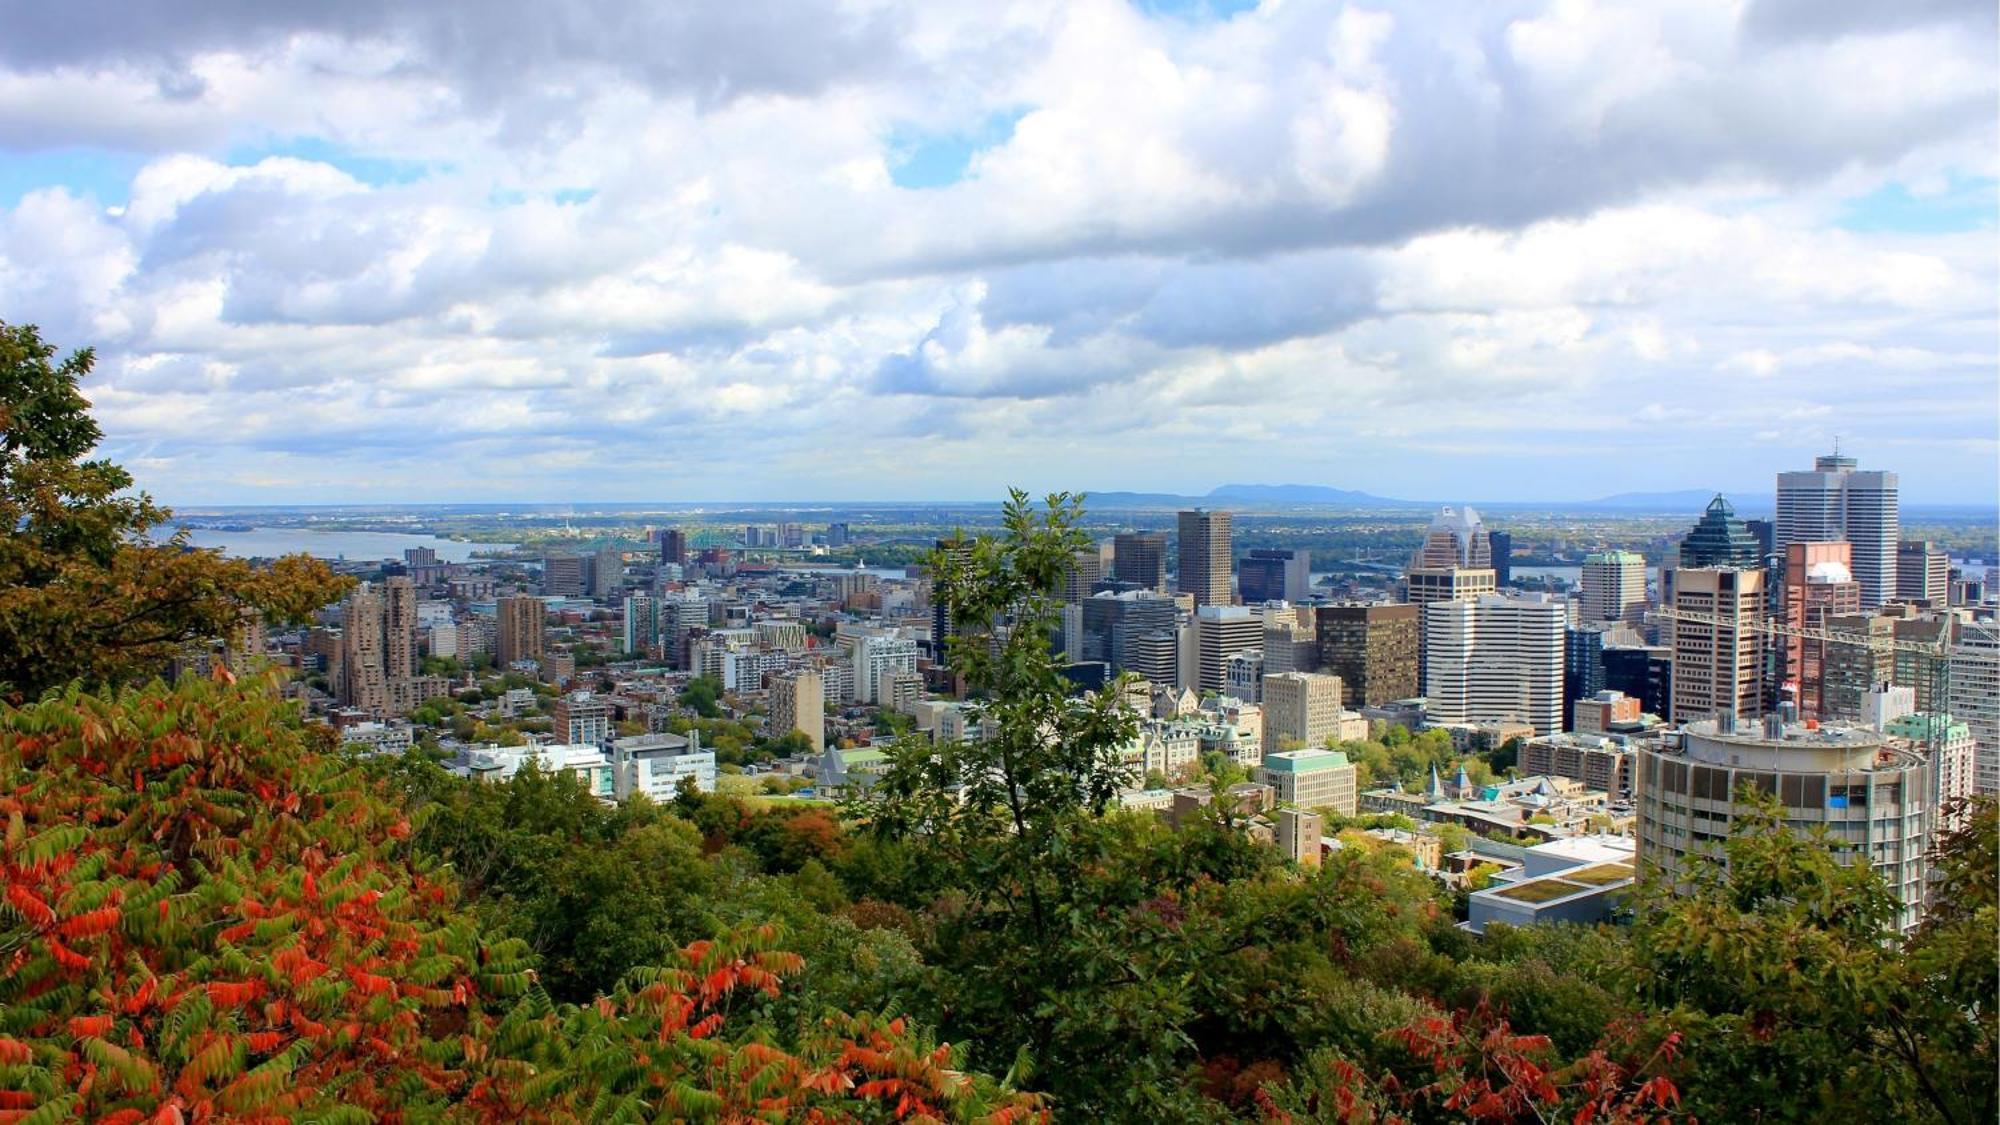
[0,0,1994,506]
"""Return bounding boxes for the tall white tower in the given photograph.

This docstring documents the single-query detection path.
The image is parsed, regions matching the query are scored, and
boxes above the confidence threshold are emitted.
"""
[1776,451,1898,608]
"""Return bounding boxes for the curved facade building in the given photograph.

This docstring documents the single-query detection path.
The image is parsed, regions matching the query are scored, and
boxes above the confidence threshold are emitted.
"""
[1636,715,1936,931]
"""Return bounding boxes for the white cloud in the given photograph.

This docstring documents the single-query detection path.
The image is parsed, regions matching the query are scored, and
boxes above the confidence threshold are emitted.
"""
[0,0,1992,503]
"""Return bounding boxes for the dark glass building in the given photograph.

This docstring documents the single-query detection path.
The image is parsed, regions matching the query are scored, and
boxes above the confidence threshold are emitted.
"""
[1489,530,1513,587]
[1678,495,1762,569]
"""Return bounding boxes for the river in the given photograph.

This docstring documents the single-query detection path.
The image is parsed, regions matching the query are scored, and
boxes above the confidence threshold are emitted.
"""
[172,525,513,562]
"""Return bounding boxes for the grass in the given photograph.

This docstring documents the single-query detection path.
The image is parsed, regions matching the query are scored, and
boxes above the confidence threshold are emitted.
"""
[1559,863,1636,887]
[1493,878,1588,904]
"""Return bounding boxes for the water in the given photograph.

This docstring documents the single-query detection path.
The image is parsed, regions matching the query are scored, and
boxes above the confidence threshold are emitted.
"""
[173,525,512,562]
[779,565,909,580]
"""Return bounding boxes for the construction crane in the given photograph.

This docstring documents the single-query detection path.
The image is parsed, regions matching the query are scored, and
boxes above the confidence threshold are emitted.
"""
[1655,606,1998,762]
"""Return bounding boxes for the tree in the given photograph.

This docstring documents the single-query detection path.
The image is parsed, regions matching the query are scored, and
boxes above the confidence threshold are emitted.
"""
[1627,789,1995,1123]
[0,321,348,701]
[680,675,722,718]
[854,492,1153,1112]
[0,674,1043,1121]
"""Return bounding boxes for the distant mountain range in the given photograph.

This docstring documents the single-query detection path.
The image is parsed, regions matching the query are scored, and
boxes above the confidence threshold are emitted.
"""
[1082,483,1775,514]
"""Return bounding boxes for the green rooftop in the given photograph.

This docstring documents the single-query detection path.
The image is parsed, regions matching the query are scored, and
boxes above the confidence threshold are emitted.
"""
[1262,748,1351,773]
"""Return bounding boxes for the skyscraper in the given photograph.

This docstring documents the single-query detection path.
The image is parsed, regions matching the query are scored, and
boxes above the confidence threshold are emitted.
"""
[1678,495,1761,568]
[497,595,546,668]
[622,594,657,655]
[930,537,975,668]
[1948,621,1999,795]
[1314,603,1419,706]
[1779,542,1860,718]
[1080,591,1181,683]
[1239,547,1310,604]
[659,528,688,567]
[1776,452,1899,608]
[1421,593,1566,736]
[1062,548,1104,603]
[1176,509,1233,607]
[1405,507,1496,607]
[1666,567,1765,723]
[1112,531,1168,594]
[590,548,623,598]
[1192,604,1265,694]
[1488,530,1513,588]
[1895,540,1950,603]
[1578,551,1647,625]
[339,586,388,716]
[382,575,417,683]
[542,554,587,598]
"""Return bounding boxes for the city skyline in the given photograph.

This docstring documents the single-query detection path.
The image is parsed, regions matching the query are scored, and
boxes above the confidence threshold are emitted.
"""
[0,1,1993,505]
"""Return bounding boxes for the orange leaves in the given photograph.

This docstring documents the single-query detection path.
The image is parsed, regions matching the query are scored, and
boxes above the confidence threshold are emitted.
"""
[204,980,264,1008]
[345,967,395,998]
[66,1015,114,1039]
[4,883,53,929]
[56,904,122,940]
[0,1038,30,1065]
[46,937,90,972]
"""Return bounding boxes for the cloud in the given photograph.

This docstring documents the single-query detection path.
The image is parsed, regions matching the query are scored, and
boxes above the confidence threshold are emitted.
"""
[0,0,1992,504]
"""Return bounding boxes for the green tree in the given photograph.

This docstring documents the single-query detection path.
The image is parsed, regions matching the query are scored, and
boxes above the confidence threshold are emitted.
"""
[680,674,723,718]
[855,492,1159,1112]
[1629,789,1995,1123]
[0,321,349,700]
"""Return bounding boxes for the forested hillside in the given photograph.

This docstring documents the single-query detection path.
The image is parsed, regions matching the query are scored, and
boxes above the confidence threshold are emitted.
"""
[1,326,1993,1121]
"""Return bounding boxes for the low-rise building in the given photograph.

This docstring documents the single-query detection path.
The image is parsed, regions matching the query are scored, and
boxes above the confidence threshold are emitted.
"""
[1276,807,1324,867]
[339,721,414,756]
[1363,827,1442,872]
[457,743,618,802]
[1257,748,1358,816]
[609,731,715,799]
[1519,732,1638,798]
[1464,835,1637,935]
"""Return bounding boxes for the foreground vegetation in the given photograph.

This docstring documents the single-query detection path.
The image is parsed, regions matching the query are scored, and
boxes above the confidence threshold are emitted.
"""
[1,323,1994,1120]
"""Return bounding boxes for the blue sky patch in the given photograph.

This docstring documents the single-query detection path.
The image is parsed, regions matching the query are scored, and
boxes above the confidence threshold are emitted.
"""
[1134,0,1260,22]
[1837,174,1995,235]
[0,147,146,207]
[224,136,448,186]
[887,109,1029,190]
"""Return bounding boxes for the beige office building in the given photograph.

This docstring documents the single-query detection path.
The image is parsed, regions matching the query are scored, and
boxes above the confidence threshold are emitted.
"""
[1666,567,1765,723]
[1257,748,1358,816]
[1579,551,1647,625]
[1263,671,1346,754]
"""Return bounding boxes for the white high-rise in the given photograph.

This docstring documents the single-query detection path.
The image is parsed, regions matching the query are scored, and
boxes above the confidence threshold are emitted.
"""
[1579,551,1647,625]
[851,634,922,704]
[1421,593,1566,735]
[1947,620,2000,795]
[1776,452,1899,608]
